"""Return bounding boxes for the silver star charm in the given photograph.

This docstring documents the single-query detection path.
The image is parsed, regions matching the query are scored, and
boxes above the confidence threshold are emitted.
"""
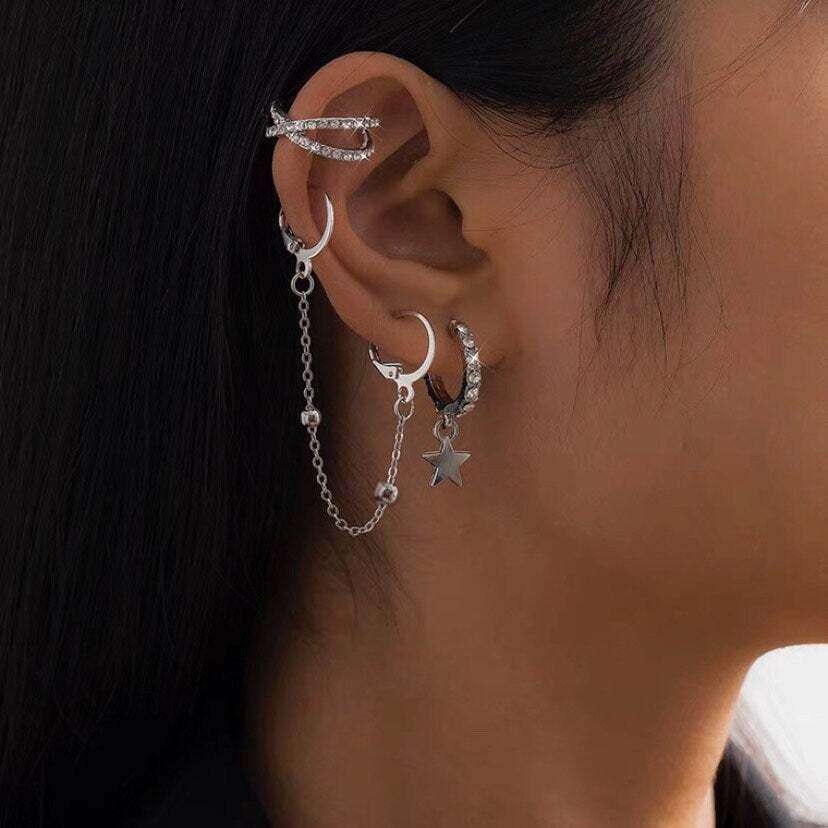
[422,436,471,487]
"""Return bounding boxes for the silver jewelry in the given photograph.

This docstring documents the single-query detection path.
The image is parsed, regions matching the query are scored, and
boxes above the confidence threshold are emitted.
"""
[280,191,436,536]
[266,102,381,162]
[421,320,481,487]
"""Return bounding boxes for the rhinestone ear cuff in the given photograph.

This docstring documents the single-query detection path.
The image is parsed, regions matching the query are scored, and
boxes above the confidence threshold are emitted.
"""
[266,103,381,161]
[266,103,483,534]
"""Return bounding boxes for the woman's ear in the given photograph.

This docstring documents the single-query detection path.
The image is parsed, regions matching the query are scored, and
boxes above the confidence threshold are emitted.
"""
[271,50,511,379]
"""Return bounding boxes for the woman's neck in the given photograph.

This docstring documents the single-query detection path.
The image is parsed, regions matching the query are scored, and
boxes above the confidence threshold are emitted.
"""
[242,518,759,827]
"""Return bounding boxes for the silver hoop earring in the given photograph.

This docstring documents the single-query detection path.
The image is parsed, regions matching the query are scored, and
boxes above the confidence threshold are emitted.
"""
[421,320,482,487]
[266,102,381,162]
[279,191,436,536]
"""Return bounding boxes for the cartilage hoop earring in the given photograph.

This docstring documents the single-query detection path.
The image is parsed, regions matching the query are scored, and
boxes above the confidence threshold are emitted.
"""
[280,191,435,536]
[421,320,481,487]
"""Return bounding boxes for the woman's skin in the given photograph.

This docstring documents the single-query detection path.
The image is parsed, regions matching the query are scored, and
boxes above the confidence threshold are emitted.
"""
[243,1,826,825]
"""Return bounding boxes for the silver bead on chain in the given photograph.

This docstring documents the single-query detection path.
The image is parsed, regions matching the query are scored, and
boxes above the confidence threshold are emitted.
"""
[291,266,414,536]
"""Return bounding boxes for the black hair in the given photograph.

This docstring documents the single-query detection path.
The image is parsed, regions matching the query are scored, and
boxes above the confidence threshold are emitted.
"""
[0,1,792,824]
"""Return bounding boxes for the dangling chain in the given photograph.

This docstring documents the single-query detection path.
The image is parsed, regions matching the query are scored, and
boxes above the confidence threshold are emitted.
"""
[291,263,413,536]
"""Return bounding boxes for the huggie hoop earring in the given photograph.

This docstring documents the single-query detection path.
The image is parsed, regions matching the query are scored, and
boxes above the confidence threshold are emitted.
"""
[368,312,436,404]
[280,192,436,536]
[421,320,481,487]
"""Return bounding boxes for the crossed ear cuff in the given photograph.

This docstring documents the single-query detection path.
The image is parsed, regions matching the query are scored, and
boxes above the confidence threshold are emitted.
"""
[266,102,483,536]
[266,103,380,162]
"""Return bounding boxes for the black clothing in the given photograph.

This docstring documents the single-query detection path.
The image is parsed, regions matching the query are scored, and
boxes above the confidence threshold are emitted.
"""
[128,725,795,827]
[127,726,269,828]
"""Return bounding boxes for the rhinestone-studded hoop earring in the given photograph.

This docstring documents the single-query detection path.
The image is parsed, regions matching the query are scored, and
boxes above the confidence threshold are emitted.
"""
[421,320,482,487]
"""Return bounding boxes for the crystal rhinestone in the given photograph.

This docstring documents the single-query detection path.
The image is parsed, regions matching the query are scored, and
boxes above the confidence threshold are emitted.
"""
[468,370,481,385]
[301,407,322,427]
[462,402,476,412]
[374,482,399,505]
[307,120,318,130]
[465,387,479,402]
[330,118,340,128]
[342,119,355,129]
[321,146,333,157]
[452,321,469,337]
[461,336,475,348]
